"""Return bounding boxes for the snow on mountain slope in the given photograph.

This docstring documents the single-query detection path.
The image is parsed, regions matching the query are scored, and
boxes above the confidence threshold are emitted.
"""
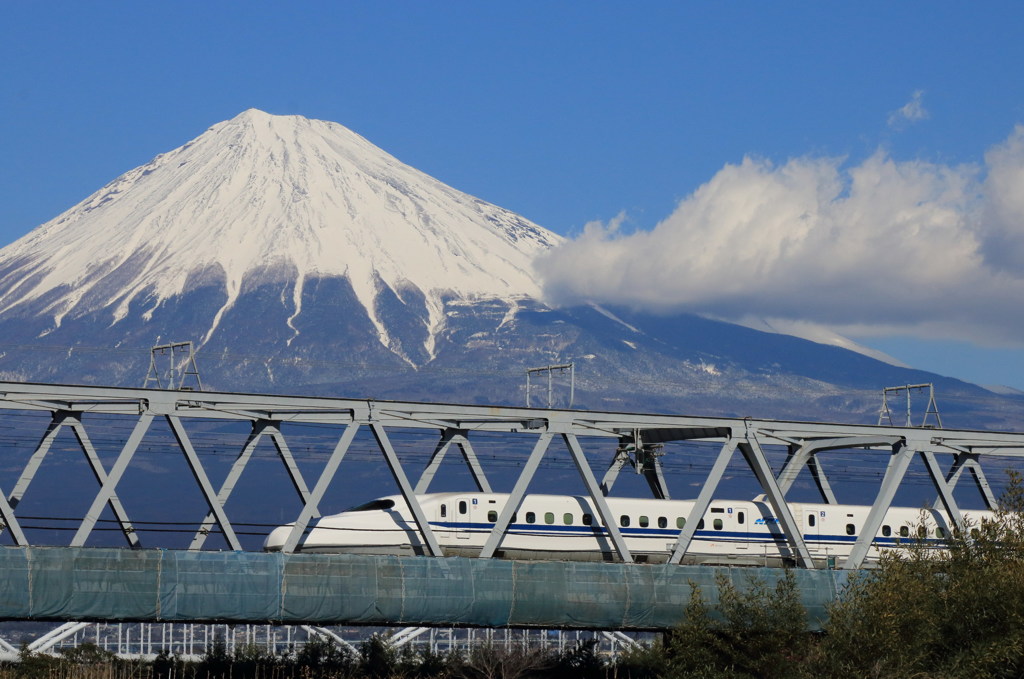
[0,109,560,361]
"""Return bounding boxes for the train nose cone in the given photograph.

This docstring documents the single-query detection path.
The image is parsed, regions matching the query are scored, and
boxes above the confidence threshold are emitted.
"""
[263,524,293,552]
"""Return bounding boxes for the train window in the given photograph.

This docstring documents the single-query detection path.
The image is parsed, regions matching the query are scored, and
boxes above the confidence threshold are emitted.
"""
[563,513,573,525]
[487,511,497,522]
[526,512,536,524]
[936,526,948,539]
[582,513,593,526]
[510,512,517,523]
[971,528,980,539]
[882,525,891,537]
[711,507,725,513]
[713,519,723,530]
[544,512,555,525]
[459,501,468,515]
[620,515,631,527]
[918,526,928,538]
[639,516,649,528]
[698,519,705,530]
[808,514,816,527]
[676,517,686,529]
[658,517,667,529]
[349,499,397,512]
[737,512,745,525]
[846,523,855,536]
[440,504,447,518]
[900,526,910,538]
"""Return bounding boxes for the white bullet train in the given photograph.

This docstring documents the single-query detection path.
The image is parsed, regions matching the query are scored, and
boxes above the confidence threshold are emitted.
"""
[263,492,992,567]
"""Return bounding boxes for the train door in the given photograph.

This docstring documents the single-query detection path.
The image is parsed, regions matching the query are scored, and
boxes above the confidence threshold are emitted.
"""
[802,506,822,561]
[436,501,452,538]
[803,507,821,538]
[730,506,749,552]
[455,497,472,540]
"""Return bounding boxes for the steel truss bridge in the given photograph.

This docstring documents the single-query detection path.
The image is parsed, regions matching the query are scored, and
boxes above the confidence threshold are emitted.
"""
[0,380,1022,644]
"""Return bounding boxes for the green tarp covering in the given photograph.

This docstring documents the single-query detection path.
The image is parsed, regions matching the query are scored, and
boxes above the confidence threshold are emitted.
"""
[0,546,850,630]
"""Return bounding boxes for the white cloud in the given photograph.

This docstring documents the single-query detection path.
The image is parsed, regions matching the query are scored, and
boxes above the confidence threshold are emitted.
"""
[979,127,1024,272]
[535,126,1024,347]
[888,90,929,128]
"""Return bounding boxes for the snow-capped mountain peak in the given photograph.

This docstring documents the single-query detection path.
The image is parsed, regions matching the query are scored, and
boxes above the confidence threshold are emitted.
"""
[0,110,561,361]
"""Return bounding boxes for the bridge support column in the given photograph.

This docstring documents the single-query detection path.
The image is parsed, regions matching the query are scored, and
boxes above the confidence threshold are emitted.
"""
[480,433,553,559]
[280,422,361,554]
[845,440,913,569]
[72,414,153,547]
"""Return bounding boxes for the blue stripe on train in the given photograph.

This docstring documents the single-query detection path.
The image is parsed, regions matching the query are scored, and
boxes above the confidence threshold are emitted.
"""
[429,521,947,548]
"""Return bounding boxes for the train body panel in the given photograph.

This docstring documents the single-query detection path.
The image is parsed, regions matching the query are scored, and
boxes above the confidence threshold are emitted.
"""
[263,492,992,567]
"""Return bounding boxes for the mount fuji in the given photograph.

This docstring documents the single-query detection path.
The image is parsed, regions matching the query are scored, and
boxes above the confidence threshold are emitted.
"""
[0,109,559,367]
[0,110,1019,427]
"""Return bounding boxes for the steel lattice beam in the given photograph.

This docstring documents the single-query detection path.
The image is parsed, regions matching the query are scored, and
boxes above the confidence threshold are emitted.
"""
[0,381,1022,569]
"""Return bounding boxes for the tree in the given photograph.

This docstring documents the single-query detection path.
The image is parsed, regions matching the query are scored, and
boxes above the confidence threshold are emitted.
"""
[816,471,1024,678]
[295,634,357,676]
[458,641,552,679]
[661,572,811,679]
[551,639,606,679]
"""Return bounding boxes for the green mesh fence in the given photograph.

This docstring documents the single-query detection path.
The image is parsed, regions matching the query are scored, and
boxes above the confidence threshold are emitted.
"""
[0,546,850,630]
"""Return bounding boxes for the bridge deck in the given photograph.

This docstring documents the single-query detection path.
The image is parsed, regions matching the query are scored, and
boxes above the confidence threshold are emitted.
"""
[0,546,848,631]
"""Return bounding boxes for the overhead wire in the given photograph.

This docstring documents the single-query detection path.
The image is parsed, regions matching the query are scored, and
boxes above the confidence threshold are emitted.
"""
[0,341,901,420]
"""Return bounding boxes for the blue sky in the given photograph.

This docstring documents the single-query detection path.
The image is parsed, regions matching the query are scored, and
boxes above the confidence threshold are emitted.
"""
[3,3,1024,391]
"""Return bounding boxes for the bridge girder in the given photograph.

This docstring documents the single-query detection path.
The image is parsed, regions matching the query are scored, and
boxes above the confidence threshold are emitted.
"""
[0,381,1021,573]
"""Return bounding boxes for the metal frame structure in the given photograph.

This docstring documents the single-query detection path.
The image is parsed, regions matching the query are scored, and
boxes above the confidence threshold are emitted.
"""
[0,381,1023,570]
[0,620,641,663]
[144,341,203,391]
[525,363,574,408]
[878,383,942,428]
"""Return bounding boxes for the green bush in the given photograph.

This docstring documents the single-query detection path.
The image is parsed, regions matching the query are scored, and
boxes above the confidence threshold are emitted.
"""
[295,634,357,676]
[657,571,810,679]
[814,472,1024,678]
[550,640,606,679]
[459,641,553,679]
